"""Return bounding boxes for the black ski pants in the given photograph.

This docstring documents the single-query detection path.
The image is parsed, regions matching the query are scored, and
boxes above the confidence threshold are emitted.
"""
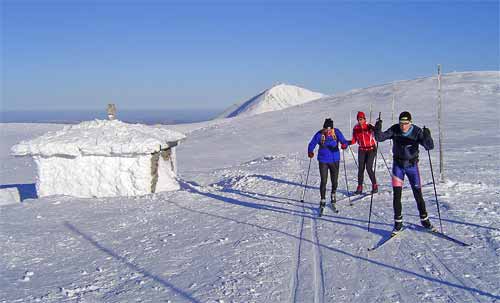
[358,148,377,186]
[319,162,339,200]
[392,186,429,221]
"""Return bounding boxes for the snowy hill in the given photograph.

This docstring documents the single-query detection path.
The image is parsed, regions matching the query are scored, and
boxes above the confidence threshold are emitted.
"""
[217,83,326,118]
[1,71,499,302]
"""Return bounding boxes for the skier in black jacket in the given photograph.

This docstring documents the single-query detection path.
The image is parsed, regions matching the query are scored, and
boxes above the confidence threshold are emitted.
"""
[375,111,435,234]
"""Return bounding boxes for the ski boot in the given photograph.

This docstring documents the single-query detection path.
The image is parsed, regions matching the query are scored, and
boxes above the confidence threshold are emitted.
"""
[371,184,378,194]
[421,217,437,232]
[391,217,403,236]
[354,185,363,195]
[330,193,338,213]
[319,199,326,217]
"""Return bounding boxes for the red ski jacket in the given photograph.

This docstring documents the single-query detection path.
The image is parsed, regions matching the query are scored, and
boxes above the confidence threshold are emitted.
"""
[351,123,376,151]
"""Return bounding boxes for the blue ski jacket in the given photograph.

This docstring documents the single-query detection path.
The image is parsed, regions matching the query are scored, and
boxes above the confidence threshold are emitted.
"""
[308,128,349,163]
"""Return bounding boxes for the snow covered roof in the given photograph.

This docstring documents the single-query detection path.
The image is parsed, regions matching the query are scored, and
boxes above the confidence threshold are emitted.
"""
[11,119,186,157]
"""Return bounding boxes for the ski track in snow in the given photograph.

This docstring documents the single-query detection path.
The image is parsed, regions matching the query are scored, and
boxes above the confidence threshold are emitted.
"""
[298,155,499,303]
[3,151,498,302]
[289,156,326,303]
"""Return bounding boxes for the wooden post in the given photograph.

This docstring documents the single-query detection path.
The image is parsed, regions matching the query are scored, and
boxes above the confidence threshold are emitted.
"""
[391,86,395,155]
[369,103,373,124]
[349,111,352,130]
[437,65,444,182]
[391,88,395,126]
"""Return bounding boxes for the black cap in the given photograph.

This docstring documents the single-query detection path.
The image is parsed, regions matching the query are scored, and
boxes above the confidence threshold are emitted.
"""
[399,111,412,123]
[323,118,333,129]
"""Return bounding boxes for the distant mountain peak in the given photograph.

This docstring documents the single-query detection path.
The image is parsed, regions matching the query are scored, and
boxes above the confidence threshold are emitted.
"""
[218,83,327,119]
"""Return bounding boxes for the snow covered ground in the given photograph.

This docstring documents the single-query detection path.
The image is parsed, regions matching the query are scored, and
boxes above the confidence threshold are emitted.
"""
[1,71,499,302]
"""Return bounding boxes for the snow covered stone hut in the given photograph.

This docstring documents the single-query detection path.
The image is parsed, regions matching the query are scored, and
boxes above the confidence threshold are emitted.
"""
[11,119,186,198]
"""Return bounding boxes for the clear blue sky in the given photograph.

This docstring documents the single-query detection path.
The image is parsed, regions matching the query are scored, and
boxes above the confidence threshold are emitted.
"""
[2,0,499,111]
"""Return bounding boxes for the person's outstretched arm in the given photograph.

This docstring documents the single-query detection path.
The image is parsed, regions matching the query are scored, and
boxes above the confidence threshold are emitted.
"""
[374,119,393,142]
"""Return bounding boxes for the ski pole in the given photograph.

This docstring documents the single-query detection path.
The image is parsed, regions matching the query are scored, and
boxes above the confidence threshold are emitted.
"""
[348,146,359,168]
[348,146,370,187]
[342,149,351,205]
[427,149,444,233]
[378,148,392,177]
[300,158,312,202]
[368,112,381,232]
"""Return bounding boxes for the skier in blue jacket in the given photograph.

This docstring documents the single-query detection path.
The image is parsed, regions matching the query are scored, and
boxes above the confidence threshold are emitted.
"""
[308,118,350,210]
[375,111,435,235]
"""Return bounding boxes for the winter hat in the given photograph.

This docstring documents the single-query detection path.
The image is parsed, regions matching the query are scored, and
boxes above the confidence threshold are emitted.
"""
[323,118,334,129]
[399,111,412,123]
[356,111,366,120]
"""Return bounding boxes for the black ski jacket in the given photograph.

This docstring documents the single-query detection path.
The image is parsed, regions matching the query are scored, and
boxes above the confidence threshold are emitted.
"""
[375,124,434,167]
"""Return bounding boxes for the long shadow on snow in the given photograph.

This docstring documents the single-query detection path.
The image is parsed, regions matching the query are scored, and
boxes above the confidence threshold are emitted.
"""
[0,183,38,201]
[237,174,350,203]
[249,174,318,190]
[64,221,202,303]
[406,214,500,232]
[180,179,390,236]
[223,187,391,235]
[180,180,310,217]
[221,187,316,208]
[181,179,380,233]
[167,201,499,301]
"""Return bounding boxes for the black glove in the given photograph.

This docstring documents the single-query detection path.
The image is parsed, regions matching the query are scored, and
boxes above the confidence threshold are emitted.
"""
[375,119,382,132]
[423,127,431,139]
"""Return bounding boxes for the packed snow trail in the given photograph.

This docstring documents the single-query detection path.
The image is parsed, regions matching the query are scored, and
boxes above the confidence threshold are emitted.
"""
[1,148,498,302]
[296,153,499,302]
[289,157,326,303]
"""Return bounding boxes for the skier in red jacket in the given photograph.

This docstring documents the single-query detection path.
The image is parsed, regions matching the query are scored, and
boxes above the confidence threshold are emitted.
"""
[344,111,378,194]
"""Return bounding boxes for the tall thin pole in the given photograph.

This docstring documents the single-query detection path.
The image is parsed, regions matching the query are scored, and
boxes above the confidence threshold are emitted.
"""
[349,111,352,130]
[437,64,444,182]
[368,112,381,232]
[369,103,373,124]
[428,150,444,233]
[391,94,395,126]
[343,150,352,206]
[391,86,395,156]
[300,158,312,202]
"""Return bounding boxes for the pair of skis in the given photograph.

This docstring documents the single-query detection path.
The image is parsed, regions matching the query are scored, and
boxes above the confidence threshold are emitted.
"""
[368,226,471,251]
[317,192,371,216]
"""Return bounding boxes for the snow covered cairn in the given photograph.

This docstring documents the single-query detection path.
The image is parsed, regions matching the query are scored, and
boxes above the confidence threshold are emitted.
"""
[11,120,186,198]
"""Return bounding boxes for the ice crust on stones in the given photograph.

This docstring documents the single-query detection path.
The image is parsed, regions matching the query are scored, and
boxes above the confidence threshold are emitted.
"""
[10,120,185,198]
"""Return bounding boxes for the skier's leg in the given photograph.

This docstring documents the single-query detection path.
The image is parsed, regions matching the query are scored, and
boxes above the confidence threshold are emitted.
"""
[393,186,403,231]
[366,148,377,185]
[407,162,432,228]
[357,150,366,186]
[392,163,405,230]
[407,162,426,215]
[355,150,366,194]
[330,162,339,194]
[411,186,428,219]
[319,162,328,200]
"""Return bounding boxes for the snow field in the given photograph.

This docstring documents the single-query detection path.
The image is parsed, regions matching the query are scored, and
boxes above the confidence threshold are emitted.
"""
[1,72,498,302]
